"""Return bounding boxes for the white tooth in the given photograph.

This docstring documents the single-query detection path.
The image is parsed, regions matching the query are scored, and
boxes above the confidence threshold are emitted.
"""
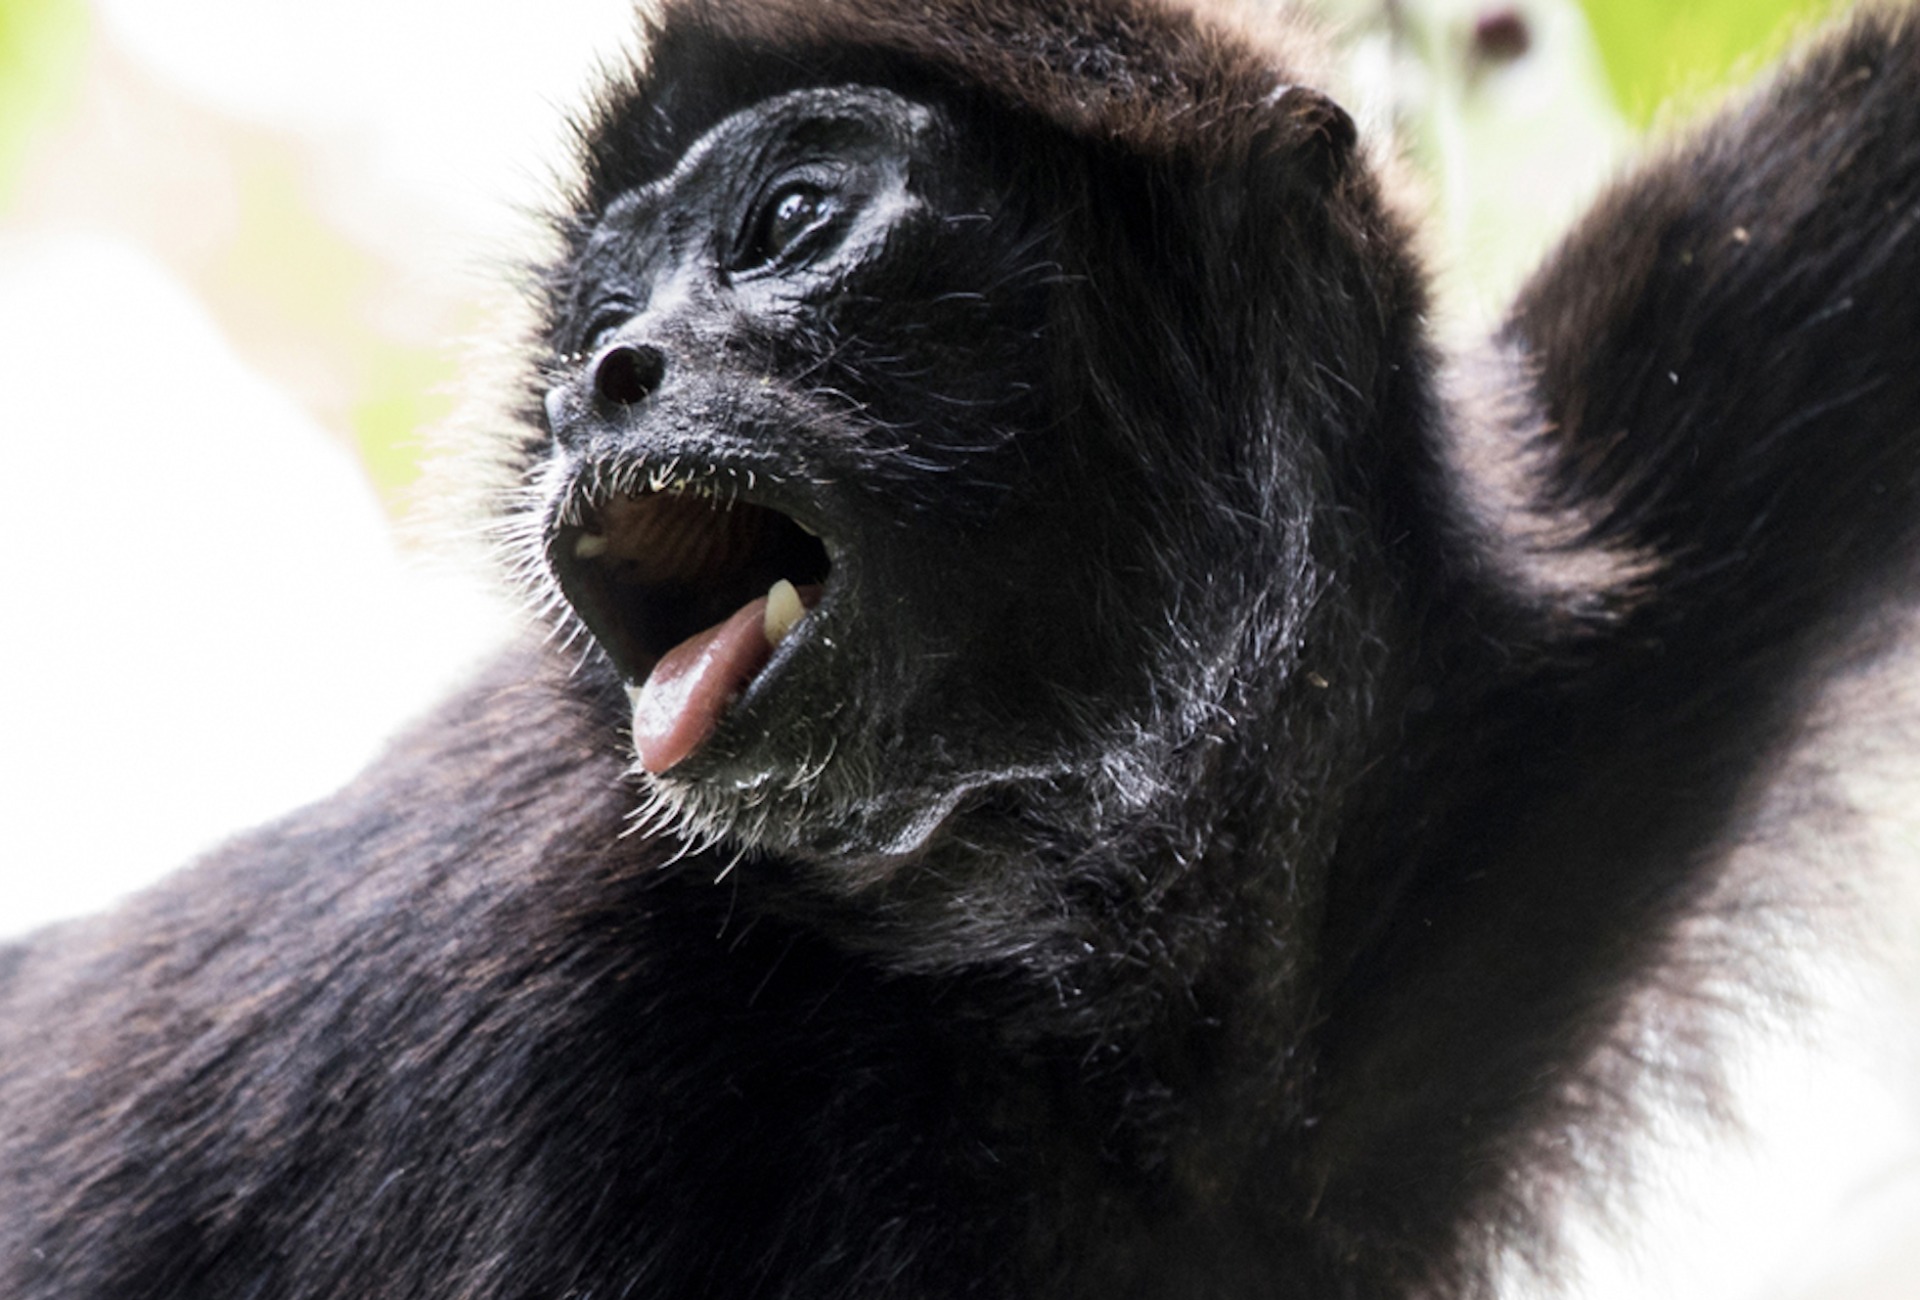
[573,533,610,559]
[763,579,806,647]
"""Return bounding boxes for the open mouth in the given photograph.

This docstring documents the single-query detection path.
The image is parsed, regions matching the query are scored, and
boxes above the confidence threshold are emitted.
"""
[549,479,832,774]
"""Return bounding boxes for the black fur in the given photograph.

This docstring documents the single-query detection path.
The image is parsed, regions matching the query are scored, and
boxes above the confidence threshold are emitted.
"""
[4,2,1919,1297]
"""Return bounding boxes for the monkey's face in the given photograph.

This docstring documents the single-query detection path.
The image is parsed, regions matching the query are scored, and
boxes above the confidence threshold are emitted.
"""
[534,85,1168,867]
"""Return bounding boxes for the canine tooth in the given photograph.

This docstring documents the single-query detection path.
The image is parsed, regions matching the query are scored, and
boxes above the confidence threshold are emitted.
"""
[764,579,806,647]
[573,533,610,559]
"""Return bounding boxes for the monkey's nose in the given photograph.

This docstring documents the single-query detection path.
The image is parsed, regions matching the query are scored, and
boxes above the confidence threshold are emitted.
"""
[592,342,667,407]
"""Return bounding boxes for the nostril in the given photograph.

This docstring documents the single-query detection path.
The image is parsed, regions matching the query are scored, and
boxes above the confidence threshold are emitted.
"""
[593,343,667,407]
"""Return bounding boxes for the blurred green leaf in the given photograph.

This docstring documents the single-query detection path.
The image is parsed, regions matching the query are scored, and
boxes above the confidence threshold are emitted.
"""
[352,352,456,505]
[1579,0,1833,126]
[211,154,461,505]
[0,0,87,208]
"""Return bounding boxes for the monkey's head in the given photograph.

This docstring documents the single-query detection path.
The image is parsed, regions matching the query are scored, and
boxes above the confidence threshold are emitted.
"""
[516,0,1431,880]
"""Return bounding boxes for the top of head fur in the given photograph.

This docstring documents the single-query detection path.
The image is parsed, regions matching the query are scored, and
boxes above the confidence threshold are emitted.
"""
[564,0,1354,206]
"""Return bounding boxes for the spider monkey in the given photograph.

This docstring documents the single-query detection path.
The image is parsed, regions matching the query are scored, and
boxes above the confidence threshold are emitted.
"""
[4,1,1919,1296]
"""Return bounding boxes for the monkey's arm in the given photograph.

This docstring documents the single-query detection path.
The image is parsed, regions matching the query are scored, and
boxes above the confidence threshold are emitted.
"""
[0,644,1010,1300]
[0,649,646,1296]
[1304,16,1920,1274]
[1509,9,1920,643]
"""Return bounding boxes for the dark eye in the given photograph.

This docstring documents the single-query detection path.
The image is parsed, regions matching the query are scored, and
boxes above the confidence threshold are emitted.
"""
[740,182,836,271]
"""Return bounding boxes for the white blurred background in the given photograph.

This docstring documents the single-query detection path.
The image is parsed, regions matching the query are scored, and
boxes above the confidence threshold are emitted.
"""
[0,0,635,929]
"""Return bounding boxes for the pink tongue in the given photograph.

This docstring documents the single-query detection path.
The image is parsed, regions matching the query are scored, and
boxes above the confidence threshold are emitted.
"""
[630,595,773,774]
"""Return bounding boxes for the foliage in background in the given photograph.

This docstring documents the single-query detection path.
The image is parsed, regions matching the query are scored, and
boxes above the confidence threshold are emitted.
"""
[1580,0,1837,127]
[1322,0,1845,324]
[0,0,86,209]
[210,152,457,506]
